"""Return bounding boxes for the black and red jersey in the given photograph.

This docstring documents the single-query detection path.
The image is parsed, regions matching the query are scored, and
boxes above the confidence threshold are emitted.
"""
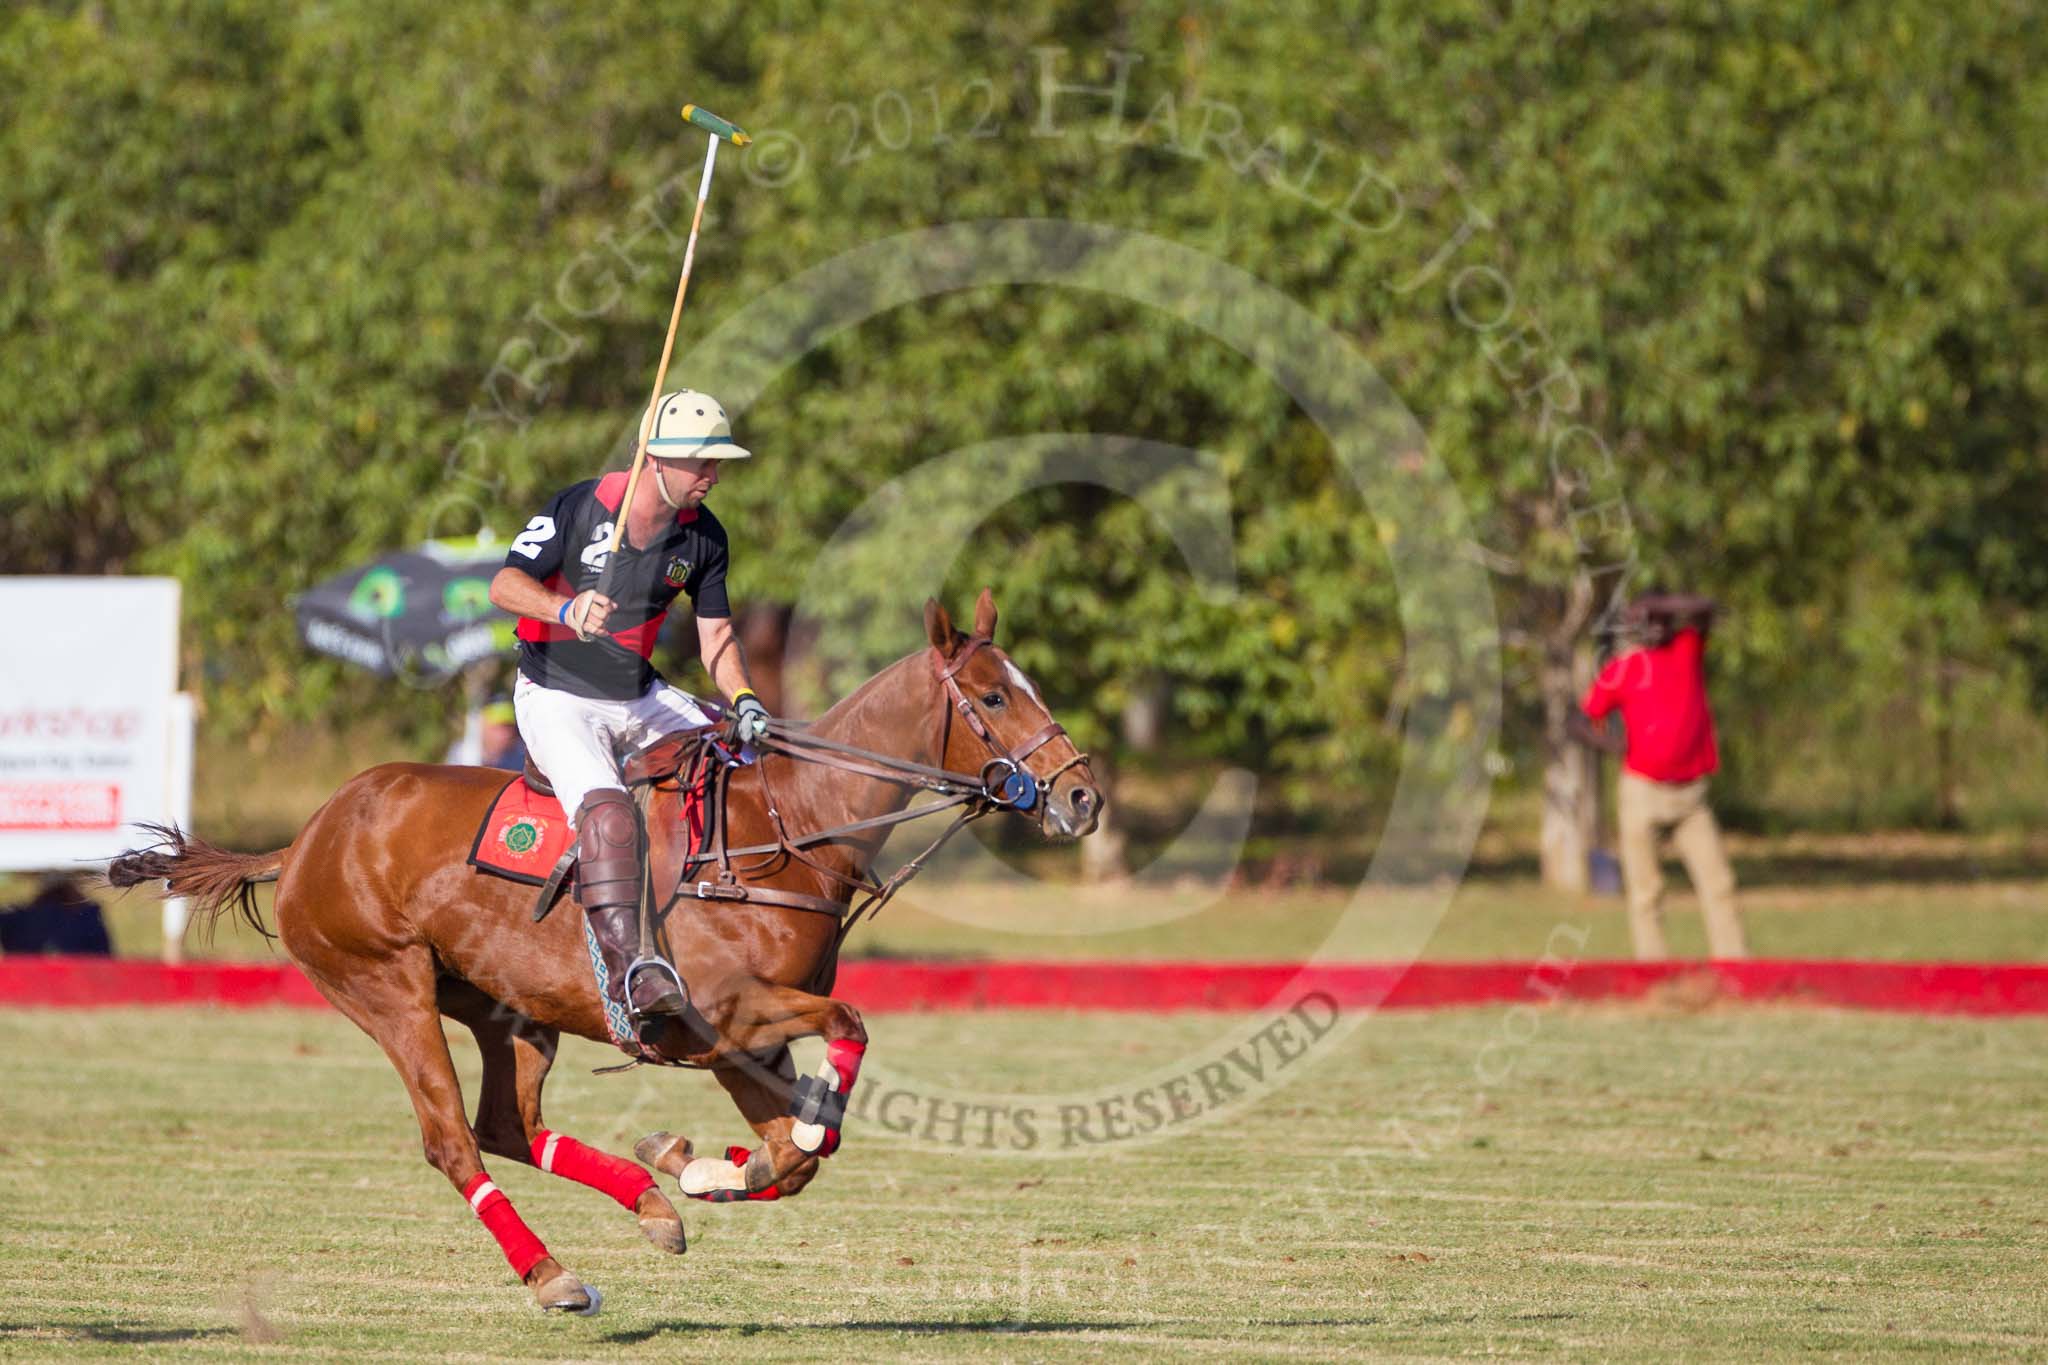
[503,472,731,699]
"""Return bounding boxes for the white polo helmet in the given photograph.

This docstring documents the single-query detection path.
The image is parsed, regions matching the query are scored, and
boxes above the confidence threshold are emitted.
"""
[641,389,750,460]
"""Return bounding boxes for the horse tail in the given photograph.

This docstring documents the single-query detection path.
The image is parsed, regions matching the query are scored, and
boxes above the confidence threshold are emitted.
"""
[105,822,284,941]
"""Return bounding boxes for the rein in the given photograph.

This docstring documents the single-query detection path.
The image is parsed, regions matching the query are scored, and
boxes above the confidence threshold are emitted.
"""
[653,638,1088,946]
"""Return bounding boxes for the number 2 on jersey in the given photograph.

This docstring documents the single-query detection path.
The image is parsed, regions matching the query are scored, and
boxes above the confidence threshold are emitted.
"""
[509,515,556,560]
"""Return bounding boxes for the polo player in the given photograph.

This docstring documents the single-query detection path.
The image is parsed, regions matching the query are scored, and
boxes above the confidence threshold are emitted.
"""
[487,390,771,1021]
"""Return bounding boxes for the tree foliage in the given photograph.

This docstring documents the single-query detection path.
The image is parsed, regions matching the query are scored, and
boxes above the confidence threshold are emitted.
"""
[3,0,2042,825]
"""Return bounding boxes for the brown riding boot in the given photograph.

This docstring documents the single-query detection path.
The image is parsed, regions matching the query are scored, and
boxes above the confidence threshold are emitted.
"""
[573,790,687,1019]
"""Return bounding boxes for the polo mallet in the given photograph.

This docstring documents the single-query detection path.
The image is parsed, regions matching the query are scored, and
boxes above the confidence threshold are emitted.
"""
[584,105,750,1020]
[572,103,751,640]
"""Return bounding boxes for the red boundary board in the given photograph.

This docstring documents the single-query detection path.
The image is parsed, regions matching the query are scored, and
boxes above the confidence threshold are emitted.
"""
[4,957,2048,1015]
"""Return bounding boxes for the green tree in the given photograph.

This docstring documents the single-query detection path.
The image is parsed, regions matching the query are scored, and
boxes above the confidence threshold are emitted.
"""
[4,0,2043,864]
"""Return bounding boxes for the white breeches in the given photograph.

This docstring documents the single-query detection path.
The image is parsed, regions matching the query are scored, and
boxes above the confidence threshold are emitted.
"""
[512,674,716,828]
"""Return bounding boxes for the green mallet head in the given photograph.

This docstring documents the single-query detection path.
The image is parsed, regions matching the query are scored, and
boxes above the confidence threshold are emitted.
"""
[680,104,750,145]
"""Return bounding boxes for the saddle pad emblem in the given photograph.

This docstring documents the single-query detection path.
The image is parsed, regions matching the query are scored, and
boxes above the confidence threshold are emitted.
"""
[468,778,575,886]
[467,766,711,891]
[499,816,546,855]
[663,556,692,588]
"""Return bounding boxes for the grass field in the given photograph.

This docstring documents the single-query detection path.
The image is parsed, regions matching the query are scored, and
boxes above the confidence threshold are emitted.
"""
[4,1004,2047,1360]
[75,847,2048,966]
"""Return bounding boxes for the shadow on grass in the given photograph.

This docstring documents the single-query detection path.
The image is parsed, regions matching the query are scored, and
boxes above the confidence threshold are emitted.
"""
[607,1316,1384,1342]
[1462,847,2048,890]
[1729,849,2048,889]
[0,1320,237,1344]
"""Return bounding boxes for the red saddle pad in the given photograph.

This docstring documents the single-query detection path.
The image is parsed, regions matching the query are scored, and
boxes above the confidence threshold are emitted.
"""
[467,777,574,886]
[467,771,712,888]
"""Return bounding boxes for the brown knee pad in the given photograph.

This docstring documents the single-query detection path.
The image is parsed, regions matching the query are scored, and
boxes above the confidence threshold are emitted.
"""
[574,790,641,913]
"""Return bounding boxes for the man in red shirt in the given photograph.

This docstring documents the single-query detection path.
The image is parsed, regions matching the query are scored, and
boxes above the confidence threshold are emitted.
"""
[1573,593,1746,959]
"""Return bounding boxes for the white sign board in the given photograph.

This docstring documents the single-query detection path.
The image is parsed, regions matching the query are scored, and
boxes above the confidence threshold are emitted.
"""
[0,577,192,871]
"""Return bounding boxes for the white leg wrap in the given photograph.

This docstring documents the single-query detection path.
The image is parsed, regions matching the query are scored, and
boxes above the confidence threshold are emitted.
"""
[788,1054,845,1155]
[677,1157,748,1195]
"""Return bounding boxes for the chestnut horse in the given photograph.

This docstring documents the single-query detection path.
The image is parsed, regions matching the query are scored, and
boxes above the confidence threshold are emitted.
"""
[109,592,1099,1313]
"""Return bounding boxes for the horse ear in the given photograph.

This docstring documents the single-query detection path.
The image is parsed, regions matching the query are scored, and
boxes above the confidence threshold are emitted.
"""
[924,598,956,655]
[973,587,997,641]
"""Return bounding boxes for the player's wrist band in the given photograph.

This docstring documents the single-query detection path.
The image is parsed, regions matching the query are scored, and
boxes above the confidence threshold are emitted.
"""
[557,600,572,624]
[733,688,757,704]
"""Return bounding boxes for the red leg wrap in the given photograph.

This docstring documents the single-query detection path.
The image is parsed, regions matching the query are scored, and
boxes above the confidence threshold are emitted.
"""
[531,1129,656,1211]
[460,1171,548,1280]
[724,1145,753,1167]
[813,1038,863,1157]
[826,1038,866,1091]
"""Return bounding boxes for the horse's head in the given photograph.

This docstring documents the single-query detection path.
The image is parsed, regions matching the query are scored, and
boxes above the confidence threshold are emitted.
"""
[924,589,1103,839]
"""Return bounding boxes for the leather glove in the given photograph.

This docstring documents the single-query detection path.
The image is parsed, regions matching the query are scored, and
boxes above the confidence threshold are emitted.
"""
[732,691,771,743]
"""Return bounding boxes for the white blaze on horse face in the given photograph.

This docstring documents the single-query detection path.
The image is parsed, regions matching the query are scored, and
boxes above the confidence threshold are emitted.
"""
[1001,658,1045,710]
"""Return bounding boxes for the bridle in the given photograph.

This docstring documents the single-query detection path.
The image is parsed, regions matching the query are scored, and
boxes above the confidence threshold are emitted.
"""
[644,637,1091,945]
[931,635,1091,820]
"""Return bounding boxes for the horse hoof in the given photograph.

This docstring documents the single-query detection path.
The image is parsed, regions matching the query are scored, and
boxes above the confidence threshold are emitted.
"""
[634,1131,693,1179]
[532,1268,595,1314]
[677,1155,747,1197]
[639,1214,688,1254]
[635,1188,688,1254]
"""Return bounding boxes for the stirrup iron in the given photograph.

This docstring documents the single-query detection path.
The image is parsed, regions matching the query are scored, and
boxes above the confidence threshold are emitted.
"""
[624,955,689,1019]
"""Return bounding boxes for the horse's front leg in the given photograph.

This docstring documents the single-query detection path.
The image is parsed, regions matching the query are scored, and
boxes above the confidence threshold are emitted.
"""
[637,979,866,1201]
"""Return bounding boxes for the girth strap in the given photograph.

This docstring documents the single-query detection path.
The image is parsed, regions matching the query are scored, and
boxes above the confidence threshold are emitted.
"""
[668,877,847,918]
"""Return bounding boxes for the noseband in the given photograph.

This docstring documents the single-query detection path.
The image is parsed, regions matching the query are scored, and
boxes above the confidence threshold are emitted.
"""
[932,637,1090,816]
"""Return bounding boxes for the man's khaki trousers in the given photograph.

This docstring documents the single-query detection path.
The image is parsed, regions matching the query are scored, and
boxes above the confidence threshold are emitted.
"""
[1616,771,1746,959]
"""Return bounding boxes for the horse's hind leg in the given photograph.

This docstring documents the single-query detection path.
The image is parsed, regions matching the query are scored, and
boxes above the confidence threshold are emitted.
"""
[440,979,685,1255]
[639,979,867,1202]
[302,949,595,1312]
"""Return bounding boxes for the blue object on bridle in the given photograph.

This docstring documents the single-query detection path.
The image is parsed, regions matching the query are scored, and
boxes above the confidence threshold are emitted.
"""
[977,757,1040,811]
[998,768,1039,811]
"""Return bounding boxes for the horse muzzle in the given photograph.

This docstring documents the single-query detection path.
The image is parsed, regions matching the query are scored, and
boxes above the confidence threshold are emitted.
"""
[1043,777,1103,839]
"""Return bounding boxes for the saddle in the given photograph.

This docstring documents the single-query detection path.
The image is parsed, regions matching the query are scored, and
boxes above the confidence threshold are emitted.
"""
[468,732,717,903]
[471,726,847,927]
[518,735,695,800]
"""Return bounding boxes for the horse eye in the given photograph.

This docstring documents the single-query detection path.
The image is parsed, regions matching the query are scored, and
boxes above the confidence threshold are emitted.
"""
[980,691,1004,709]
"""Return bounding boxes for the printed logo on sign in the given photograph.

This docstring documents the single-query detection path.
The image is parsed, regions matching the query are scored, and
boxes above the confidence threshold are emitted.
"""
[663,557,692,588]
[0,783,122,830]
[346,567,406,621]
[499,817,545,855]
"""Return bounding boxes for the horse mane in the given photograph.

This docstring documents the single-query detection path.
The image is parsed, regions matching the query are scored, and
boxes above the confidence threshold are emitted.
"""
[799,647,934,747]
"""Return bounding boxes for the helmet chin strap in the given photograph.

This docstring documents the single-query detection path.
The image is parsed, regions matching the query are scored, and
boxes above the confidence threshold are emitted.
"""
[652,462,684,510]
